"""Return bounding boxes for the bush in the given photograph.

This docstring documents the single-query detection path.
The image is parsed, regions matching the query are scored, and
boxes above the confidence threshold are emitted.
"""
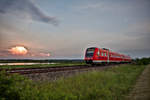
[0,71,40,100]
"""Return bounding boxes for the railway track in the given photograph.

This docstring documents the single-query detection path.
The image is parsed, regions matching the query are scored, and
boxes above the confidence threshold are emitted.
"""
[0,64,114,74]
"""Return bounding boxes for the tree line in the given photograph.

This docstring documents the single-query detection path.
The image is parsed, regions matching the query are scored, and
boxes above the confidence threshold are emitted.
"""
[134,57,150,65]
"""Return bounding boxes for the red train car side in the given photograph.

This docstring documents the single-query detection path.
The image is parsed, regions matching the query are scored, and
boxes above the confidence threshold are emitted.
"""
[84,47,131,64]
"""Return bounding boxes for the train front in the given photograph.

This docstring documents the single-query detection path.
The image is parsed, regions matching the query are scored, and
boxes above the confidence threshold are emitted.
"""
[84,47,96,64]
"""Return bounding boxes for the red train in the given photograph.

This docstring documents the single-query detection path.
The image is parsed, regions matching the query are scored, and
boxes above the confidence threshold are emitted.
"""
[84,47,131,64]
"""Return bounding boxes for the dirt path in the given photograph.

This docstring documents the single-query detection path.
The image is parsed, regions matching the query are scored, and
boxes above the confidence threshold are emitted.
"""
[126,65,150,100]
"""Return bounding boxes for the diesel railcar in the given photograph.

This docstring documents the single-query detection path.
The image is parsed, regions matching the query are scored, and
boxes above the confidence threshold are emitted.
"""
[84,47,131,64]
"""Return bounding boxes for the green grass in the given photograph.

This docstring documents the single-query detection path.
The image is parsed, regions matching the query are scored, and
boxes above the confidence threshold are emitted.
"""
[0,64,146,100]
[0,62,86,69]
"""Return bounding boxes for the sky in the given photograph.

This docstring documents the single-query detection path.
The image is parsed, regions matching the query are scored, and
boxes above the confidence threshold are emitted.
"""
[0,0,150,59]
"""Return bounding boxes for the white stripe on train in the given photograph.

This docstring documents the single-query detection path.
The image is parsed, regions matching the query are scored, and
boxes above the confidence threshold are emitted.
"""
[93,60,129,63]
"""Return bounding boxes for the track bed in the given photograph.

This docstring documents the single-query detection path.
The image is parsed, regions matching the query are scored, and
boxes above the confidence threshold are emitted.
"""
[0,64,117,74]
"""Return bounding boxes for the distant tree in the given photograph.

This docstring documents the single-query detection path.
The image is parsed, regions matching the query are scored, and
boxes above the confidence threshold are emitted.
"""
[135,57,150,65]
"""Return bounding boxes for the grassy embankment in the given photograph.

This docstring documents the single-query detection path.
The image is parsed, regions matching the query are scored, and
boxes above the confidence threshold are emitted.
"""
[0,64,146,100]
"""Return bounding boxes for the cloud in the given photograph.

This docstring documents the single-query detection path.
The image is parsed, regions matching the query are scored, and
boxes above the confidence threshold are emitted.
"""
[0,0,58,25]
[39,53,50,57]
[0,47,51,58]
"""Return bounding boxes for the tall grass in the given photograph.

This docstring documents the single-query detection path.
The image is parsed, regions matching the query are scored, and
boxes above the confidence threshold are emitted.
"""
[0,64,146,100]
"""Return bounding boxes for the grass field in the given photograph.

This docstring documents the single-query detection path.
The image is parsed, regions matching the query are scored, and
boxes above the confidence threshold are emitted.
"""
[0,62,86,69]
[0,64,146,100]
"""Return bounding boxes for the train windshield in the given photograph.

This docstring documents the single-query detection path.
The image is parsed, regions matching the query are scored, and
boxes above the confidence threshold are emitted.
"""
[86,48,95,57]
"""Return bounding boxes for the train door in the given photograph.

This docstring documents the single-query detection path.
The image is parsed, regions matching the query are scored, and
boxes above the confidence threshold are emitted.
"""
[107,50,109,63]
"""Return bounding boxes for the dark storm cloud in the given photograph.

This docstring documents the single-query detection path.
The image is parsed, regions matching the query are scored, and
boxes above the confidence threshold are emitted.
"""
[0,0,58,25]
[118,32,150,58]
[120,49,150,58]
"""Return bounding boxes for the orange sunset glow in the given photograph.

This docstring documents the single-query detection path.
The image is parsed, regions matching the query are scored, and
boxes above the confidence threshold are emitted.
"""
[9,46,28,55]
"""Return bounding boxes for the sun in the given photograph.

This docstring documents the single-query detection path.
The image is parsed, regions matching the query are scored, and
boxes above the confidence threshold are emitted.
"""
[9,46,28,55]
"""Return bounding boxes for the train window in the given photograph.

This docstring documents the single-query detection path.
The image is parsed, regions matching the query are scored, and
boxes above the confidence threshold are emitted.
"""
[101,53,103,56]
[86,48,95,57]
[97,51,100,56]
[87,50,94,53]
